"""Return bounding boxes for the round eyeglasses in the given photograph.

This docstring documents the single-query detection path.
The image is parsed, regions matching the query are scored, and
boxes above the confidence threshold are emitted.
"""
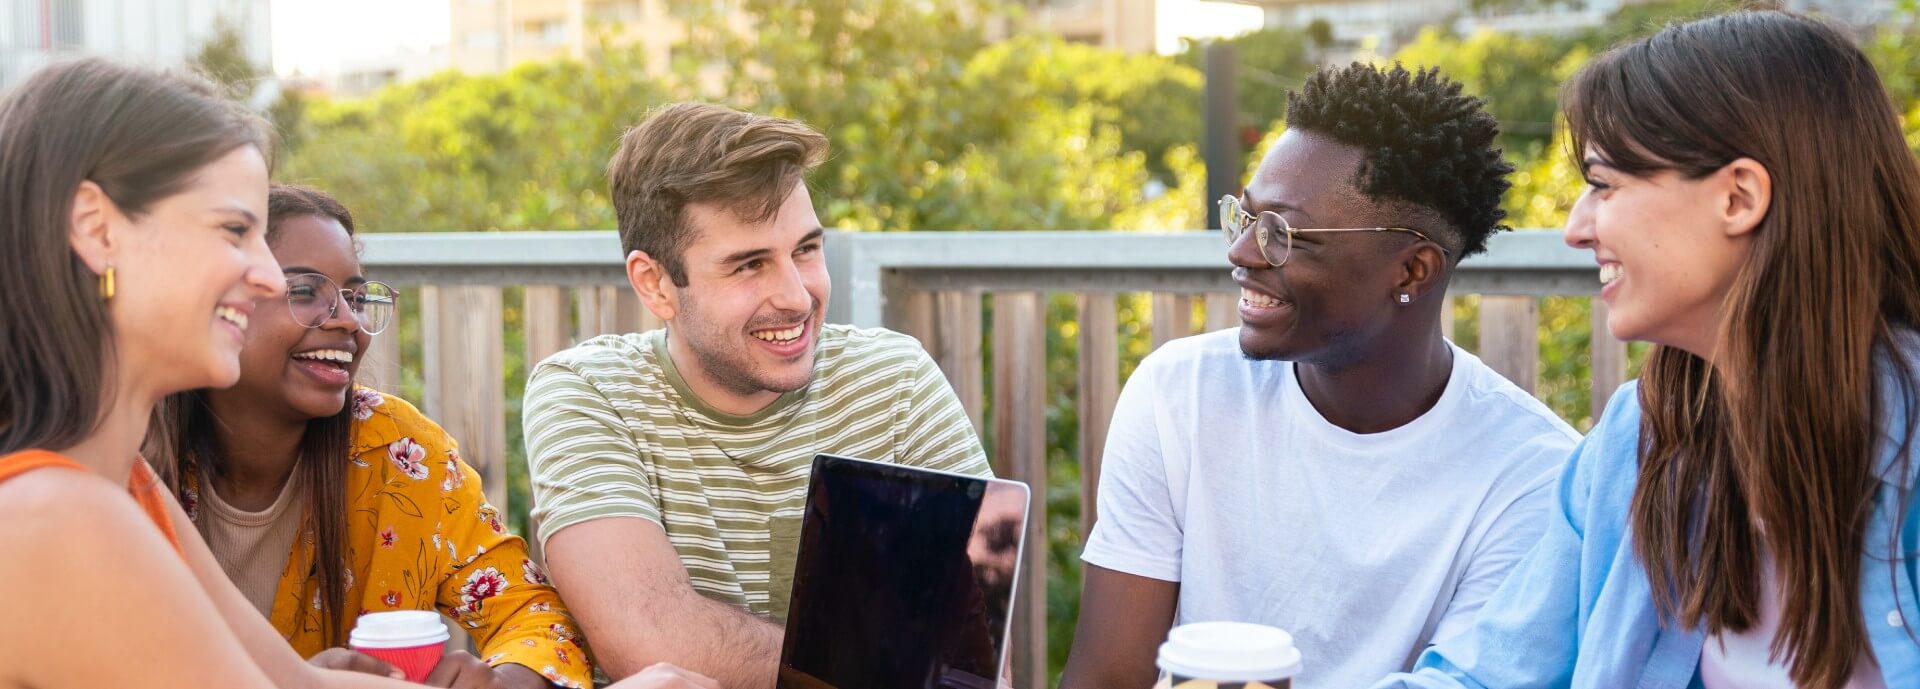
[1219,195,1450,268]
[286,273,397,336]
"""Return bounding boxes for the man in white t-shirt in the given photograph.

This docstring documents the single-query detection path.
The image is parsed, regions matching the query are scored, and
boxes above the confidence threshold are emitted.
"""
[1059,63,1581,689]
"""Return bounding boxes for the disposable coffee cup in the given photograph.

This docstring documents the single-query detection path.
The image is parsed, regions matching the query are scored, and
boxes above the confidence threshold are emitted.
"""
[1153,621,1303,689]
[348,610,450,683]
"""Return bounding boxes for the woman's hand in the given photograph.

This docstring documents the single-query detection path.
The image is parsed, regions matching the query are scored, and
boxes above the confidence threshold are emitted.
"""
[308,647,405,680]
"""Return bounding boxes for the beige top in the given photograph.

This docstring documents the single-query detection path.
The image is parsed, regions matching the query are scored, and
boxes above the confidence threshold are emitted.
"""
[194,470,305,618]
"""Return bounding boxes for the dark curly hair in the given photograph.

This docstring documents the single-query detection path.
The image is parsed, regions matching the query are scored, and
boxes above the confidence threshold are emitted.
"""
[1285,62,1514,258]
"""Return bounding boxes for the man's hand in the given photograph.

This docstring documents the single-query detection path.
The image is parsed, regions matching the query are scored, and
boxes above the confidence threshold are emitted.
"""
[422,651,555,688]
[607,663,724,689]
[544,517,782,686]
[308,647,405,680]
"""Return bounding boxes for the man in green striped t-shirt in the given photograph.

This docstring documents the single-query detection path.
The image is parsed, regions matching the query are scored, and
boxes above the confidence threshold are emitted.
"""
[524,103,990,689]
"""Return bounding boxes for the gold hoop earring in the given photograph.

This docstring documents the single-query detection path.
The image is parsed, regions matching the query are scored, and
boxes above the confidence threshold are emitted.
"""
[99,265,115,301]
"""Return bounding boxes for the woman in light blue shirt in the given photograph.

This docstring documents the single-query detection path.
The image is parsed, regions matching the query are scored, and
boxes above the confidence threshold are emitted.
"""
[1375,11,1920,689]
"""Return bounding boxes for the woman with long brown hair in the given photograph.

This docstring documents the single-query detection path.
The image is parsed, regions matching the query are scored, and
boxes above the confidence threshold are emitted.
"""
[1374,10,1920,689]
[0,58,716,689]
[150,184,591,688]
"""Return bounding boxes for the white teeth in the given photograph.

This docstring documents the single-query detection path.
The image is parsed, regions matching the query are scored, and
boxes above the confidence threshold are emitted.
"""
[293,349,354,364]
[216,306,248,331]
[1240,287,1282,308]
[1600,264,1624,285]
[751,324,805,343]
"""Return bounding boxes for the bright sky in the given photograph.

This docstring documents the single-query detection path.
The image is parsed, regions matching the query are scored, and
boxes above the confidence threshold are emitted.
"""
[271,0,450,75]
[271,0,1263,76]
[1157,0,1266,53]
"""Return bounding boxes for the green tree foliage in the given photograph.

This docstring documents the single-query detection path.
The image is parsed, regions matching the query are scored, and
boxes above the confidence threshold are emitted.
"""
[1390,28,1586,146]
[277,51,663,232]
[674,0,1204,231]
[188,16,265,102]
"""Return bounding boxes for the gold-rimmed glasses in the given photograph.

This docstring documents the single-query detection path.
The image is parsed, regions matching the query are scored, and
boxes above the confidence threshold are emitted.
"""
[1219,194,1450,268]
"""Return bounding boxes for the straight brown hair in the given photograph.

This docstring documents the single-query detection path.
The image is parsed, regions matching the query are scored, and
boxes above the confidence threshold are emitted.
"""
[150,184,360,646]
[1563,12,1920,687]
[0,58,267,456]
[606,102,828,286]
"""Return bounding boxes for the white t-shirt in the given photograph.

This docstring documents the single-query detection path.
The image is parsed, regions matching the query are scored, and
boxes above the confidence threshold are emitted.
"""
[1081,329,1579,689]
[1700,549,1887,689]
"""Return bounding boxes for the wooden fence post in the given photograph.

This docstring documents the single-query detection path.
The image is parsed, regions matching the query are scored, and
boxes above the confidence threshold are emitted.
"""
[991,292,1048,689]
[1478,296,1539,393]
[1077,293,1119,534]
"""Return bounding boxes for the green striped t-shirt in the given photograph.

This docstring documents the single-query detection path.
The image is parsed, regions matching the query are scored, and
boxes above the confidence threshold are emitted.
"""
[522,325,990,621]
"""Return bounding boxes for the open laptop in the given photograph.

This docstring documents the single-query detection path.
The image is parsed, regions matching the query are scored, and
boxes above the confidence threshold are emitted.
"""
[776,454,1031,689]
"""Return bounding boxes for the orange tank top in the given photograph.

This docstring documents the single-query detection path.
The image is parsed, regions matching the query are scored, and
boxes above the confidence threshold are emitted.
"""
[0,450,184,554]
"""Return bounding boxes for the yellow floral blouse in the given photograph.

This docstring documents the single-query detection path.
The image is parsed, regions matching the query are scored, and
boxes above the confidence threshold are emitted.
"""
[180,389,592,688]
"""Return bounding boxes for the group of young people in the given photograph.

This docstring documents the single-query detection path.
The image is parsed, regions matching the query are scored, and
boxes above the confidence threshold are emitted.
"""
[0,9,1915,689]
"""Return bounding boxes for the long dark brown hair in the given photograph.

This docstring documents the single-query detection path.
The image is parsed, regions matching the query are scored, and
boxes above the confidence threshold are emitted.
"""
[1563,12,1920,687]
[150,184,361,646]
[0,58,266,455]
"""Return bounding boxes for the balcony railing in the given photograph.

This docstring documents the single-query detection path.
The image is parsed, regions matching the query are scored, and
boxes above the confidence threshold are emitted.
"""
[358,228,1621,688]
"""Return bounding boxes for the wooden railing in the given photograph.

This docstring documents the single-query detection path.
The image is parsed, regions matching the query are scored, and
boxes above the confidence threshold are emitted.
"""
[358,229,1622,689]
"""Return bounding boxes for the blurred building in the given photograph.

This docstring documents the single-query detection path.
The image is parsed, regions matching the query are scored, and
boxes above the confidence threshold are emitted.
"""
[0,0,270,88]
[331,45,451,98]
[449,0,1156,77]
[1019,0,1157,51]
[1229,0,1896,57]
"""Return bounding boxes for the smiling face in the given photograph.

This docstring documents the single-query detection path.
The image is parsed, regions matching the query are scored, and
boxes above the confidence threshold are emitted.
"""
[1233,130,1442,364]
[1564,147,1759,355]
[663,183,830,402]
[105,145,282,395]
[213,213,371,421]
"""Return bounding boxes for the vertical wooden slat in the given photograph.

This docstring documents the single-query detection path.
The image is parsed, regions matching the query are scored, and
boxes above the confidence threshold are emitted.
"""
[423,286,503,656]
[1441,295,1457,341]
[362,307,402,393]
[592,286,621,336]
[1203,291,1238,332]
[899,290,938,354]
[1150,293,1195,349]
[571,285,653,338]
[1479,296,1539,394]
[521,286,572,566]
[990,292,1047,689]
[572,287,604,341]
[524,287,571,367]
[423,286,508,509]
[1589,298,1628,421]
[618,287,672,333]
[935,290,985,434]
[1077,293,1119,534]
[419,286,444,413]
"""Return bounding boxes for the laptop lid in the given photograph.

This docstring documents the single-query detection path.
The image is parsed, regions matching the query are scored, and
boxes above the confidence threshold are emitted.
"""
[777,454,1031,689]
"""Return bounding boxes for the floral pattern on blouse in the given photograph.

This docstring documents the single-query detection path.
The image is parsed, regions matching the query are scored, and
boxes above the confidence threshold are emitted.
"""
[180,388,591,687]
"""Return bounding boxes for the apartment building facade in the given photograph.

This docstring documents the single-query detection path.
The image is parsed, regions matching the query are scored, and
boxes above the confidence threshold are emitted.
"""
[449,0,1156,76]
[0,0,269,88]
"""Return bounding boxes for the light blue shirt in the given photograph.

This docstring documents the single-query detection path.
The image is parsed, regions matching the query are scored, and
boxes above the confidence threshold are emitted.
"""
[1373,352,1920,689]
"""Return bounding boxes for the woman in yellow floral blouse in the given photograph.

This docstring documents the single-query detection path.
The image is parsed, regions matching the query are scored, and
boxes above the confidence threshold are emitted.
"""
[149,185,607,689]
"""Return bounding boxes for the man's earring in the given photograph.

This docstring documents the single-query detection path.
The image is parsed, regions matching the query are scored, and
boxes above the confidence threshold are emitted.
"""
[1398,293,1410,304]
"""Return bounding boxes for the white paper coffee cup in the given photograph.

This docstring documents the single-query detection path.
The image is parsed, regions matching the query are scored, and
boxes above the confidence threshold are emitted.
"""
[1154,621,1303,688]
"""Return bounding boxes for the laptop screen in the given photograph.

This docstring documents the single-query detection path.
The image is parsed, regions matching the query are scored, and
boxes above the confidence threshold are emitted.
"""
[777,454,1029,689]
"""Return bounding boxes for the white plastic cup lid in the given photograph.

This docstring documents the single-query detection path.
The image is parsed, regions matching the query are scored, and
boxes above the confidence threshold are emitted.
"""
[348,610,450,649]
[1156,622,1303,682]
